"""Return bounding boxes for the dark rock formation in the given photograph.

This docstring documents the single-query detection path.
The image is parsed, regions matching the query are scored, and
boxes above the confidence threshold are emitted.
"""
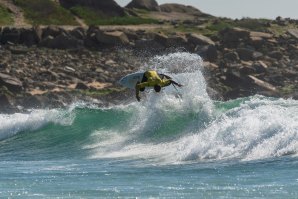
[59,0,125,16]
[160,3,205,16]
[0,73,23,92]
[126,0,159,11]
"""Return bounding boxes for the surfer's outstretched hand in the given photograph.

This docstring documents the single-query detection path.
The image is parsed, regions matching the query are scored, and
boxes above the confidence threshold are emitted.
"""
[136,96,141,102]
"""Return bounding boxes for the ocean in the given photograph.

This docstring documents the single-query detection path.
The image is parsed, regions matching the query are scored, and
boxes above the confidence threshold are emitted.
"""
[0,53,298,198]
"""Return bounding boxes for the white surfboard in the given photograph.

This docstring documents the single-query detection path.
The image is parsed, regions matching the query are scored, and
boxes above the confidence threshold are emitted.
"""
[119,72,144,89]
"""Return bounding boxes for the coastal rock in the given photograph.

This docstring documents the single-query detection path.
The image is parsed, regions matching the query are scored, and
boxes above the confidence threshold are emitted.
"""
[70,27,86,40]
[42,25,65,39]
[186,33,215,48]
[248,75,277,92]
[252,61,268,73]
[287,29,298,40]
[20,95,48,109]
[75,82,89,90]
[160,3,203,16]
[166,35,188,48]
[195,45,218,62]
[249,31,273,49]
[1,27,20,44]
[236,48,263,61]
[220,27,250,47]
[153,32,168,47]
[126,0,160,11]
[0,94,16,114]
[96,30,129,45]
[268,50,283,60]
[39,33,83,49]
[59,0,125,16]
[0,73,23,92]
[19,27,42,46]
[224,51,240,62]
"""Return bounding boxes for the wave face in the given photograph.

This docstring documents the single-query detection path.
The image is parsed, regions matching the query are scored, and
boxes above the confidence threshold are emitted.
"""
[1,52,298,164]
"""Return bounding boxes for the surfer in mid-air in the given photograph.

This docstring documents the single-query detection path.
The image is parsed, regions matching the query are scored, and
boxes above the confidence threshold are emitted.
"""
[135,70,182,102]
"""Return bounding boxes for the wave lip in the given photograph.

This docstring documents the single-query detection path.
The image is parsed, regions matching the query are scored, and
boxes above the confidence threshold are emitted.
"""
[0,108,75,141]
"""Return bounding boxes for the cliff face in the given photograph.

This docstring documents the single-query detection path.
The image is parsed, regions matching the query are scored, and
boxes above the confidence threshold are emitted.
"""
[126,0,159,11]
[59,0,125,16]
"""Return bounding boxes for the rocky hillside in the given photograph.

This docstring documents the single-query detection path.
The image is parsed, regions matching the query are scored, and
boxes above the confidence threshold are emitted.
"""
[59,0,125,17]
[0,0,210,26]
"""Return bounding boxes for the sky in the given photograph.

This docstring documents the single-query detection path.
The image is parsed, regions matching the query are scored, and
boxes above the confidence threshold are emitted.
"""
[116,0,298,20]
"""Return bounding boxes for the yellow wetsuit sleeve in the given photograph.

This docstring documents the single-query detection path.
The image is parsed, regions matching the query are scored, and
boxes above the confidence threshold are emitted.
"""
[135,82,151,100]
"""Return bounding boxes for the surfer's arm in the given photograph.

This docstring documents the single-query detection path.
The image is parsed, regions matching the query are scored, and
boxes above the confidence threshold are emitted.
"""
[135,82,150,101]
[170,80,183,87]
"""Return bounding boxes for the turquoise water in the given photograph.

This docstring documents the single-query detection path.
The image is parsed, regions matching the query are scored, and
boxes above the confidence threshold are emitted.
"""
[1,53,298,198]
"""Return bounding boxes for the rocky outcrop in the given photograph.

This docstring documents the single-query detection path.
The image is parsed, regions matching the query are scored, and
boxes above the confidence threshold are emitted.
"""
[126,0,159,11]
[0,73,23,92]
[160,3,204,16]
[96,30,129,45]
[59,0,125,17]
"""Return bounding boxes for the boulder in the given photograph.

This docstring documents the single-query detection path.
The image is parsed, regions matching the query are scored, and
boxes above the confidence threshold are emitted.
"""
[249,31,273,48]
[96,30,129,45]
[75,82,89,90]
[252,61,268,73]
[160,3,203,16]
[221,70,248,87]
[220,27,250,47]
[20,95,48,109]
[166,35,188,48]
[248,75,277,92]
[153,32,168,47]
[42,25,65,39]
[287,29,298,40]
[224,51,240,62]
[0,73,23,92]
[126,0,159,11]
[195,45,218,62]
[0,94,16,114]
[39,33,83,49]
[134,39,164,51]
[236,48,263,61]
[70,27,86,40]
[19,27,42,46]
[186,33,215,47]
[268,50,283,60]
[1,27,20,44]
[250,31,273,39]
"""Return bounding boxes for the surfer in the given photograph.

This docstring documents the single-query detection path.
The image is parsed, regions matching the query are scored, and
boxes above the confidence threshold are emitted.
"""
[135,70,182,102]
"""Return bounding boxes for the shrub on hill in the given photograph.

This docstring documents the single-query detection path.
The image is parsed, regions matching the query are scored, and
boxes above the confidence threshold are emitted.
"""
[0,5,13,25]
[70,6,158,25]
[13,0,78,25]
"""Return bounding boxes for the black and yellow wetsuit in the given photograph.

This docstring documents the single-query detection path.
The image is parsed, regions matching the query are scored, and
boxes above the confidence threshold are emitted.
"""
[135,70,172,101]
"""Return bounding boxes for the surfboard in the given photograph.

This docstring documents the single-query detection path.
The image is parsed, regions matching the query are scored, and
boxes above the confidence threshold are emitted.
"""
[119,72,144,89]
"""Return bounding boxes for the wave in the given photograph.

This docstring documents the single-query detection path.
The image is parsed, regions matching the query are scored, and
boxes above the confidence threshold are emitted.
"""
[0,52,297,164]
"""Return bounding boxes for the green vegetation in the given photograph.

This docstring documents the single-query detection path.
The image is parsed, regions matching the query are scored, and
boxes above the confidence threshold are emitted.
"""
[207,20,234,32]
[234,18,270,32]
[280,84,296,95]
[0,5,13,25]
[13,0,78,25]
[70,6,158,25]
